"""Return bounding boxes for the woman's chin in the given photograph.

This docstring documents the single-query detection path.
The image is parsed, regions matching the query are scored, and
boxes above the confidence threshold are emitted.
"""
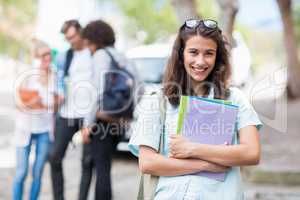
[191,74,207,83]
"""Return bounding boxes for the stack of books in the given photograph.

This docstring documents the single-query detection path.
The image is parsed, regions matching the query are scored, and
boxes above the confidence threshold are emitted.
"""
[176,96,238,181]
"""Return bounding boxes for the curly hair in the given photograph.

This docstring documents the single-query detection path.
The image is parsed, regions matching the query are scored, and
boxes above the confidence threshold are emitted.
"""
[81,19,115,49]
[163,21,232,106]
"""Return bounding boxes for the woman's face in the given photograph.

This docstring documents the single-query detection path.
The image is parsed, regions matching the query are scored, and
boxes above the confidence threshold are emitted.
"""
[183,35,217,84]
[37,47,52,70]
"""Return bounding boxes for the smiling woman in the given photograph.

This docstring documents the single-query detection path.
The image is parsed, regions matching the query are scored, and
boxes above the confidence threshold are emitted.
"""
[164,19,231,106]
[128,19,262,200]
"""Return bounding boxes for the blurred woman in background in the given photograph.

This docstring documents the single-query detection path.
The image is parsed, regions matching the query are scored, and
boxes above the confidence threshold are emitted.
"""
[13,40,60,200]
[81,19,128,200]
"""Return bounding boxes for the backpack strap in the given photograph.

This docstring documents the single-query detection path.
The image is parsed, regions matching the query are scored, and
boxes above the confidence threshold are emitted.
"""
[137,90,166,200]
[103,48,135,80]
[64,48,73,77]
[158,91,167,153]
[103,48,121,69]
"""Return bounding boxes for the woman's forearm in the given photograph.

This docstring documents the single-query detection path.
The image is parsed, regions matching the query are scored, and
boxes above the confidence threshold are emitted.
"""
[188,143,260,167]
[170,126,261,167]
[139,147,228,176]
[140,153,206,176]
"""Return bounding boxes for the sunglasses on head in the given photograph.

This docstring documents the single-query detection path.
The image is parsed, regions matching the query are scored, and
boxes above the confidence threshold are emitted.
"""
[184,19,218,30]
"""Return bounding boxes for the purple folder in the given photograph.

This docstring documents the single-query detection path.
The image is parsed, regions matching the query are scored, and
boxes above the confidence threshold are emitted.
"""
[177,96,238,181]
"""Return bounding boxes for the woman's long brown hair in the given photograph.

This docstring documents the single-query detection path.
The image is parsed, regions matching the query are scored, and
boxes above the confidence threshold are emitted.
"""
[163,23,232,106]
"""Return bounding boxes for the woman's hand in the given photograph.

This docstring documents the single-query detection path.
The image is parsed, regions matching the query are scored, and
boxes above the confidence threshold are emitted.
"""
[139,145,229,176]
[169,135,193,159]
[96,111,119,123]
[23,95,44,109]
[81,127,91,144]
[204,161,231,173]
[53,94,64,112]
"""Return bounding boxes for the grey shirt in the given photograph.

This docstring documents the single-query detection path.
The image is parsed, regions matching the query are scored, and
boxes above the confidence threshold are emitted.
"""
[83,47,128,127]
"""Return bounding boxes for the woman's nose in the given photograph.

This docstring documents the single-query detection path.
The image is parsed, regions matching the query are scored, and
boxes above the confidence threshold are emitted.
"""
[194,54,205,66]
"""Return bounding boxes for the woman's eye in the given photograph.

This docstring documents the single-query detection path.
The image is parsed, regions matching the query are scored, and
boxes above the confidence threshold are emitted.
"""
[188,50,197,55]
[205,52,214,56]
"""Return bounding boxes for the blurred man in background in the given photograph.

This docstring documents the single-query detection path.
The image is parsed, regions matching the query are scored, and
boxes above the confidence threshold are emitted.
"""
[48,20,93,200]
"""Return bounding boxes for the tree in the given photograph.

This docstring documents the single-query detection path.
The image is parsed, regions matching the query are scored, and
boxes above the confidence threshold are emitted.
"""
[277,0,300,99]
[171,0,238,45]
[171,0,200,23]
[115,0,218,44]
[216,0,239,44]
[115,0,178,44]
[0,0,35,60]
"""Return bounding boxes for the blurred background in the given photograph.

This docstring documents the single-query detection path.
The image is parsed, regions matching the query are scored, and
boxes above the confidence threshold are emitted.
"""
[1,0,300,199]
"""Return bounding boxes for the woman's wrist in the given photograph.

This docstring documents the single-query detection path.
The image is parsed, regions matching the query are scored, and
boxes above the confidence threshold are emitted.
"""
[194,159,210,171]
[188,142,200,158]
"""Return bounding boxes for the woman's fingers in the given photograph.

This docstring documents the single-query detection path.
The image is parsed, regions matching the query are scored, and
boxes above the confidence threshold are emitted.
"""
[81,128,91,144]
[209,163,230,173]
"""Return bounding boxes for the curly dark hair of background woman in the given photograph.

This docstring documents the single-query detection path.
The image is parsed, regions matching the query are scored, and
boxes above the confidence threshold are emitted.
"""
[81,19,115,49]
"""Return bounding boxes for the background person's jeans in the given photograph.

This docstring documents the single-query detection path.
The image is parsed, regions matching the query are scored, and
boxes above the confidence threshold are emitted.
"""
[12,132,50,200]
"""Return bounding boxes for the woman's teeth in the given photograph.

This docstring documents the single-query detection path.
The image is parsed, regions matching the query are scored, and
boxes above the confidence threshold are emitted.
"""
[192,67,207,72]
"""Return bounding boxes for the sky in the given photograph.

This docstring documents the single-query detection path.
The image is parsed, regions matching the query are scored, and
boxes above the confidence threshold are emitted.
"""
[237,0,282,31]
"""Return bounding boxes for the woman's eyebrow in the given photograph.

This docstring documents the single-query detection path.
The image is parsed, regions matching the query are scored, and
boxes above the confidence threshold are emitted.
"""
[206,48,217,52]
[186,47,198,51]
[186,47,217,52]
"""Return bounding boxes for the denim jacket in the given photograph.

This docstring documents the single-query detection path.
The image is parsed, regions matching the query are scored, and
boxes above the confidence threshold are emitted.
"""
[52,51,67,98]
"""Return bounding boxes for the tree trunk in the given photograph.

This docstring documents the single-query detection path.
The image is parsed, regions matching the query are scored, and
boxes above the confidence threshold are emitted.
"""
[216,0,239,45]
[277,0,300,99]
[171,0,200,24]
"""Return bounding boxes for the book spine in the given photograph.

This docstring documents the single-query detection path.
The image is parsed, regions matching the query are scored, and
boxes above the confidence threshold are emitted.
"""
[176,96,188,135]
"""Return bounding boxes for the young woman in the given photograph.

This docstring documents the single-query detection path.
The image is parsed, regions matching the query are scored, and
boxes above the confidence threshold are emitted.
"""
[81,19,128,200]
[13,41,59,200]
[129,19,262,200]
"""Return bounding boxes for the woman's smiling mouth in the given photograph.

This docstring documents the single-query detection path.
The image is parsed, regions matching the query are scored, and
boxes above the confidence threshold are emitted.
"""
[191,66,209,73]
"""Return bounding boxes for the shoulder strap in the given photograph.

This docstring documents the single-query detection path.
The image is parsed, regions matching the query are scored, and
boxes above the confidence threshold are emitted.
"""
[64,48,73,77]
[158,91,166,153]
[137,90,166,200]
[103,48,121,69]
[103,48,134,80]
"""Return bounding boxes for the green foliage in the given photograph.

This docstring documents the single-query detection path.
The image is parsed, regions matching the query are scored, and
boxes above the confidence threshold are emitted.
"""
[114,0,178,44]
[0,31,30,60]
[114,0,221,44]
[0,0,36,24]
[0,0,36,60]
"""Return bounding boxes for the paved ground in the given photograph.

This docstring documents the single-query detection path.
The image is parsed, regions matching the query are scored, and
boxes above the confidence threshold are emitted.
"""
[0,147,140,200]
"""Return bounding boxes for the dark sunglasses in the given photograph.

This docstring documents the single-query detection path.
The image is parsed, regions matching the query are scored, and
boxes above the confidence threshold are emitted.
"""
[184,19,218,30]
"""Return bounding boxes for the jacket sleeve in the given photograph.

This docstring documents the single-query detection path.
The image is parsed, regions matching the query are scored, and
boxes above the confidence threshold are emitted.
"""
[53,52,67,98]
